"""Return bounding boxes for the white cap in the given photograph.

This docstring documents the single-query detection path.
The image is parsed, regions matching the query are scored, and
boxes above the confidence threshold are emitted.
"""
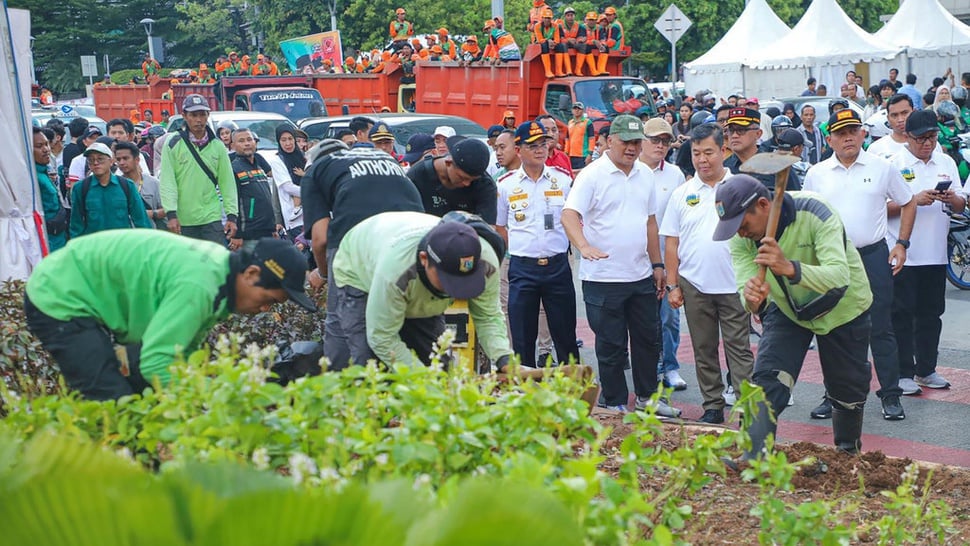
[82,142,114,158]
[433,126,456,138]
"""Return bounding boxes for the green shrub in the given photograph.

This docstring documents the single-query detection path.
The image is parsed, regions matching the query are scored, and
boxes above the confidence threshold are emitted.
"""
[0,281,60,400]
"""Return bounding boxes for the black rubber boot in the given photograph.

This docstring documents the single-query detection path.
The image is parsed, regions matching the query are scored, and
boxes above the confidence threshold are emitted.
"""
[742,401,777,461]
[831,406,864,454]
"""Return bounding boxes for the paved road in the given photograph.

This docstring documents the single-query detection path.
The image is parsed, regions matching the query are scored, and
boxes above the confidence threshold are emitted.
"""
[569,268,970,467]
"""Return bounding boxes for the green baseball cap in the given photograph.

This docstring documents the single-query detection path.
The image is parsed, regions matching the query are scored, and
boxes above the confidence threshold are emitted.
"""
[609,114,645,141]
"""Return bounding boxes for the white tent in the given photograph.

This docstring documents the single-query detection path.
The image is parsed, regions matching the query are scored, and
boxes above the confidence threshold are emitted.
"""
[683,0,791,97]
[0,4,45,281]
[743,0,902,98]
[870,0,970,87]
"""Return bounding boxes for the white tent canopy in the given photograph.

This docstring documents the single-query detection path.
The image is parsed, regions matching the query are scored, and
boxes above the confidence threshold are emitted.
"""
[746,0,900,69]
[683,0,791,97]
[870,0,970,86]
[0,5,45,281]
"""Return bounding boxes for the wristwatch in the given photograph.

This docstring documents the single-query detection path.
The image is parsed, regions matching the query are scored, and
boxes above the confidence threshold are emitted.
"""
[895,239,910,250]
[665,284,679,293]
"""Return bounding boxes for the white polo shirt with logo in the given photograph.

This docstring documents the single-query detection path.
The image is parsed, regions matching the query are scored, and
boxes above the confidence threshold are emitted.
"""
[802,149,913,248]
[888,148,963,266]
[565,152,656,282]
[659,170,736,294]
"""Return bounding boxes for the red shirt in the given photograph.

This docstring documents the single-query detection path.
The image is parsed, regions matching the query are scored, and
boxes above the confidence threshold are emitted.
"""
[545,148,574,179]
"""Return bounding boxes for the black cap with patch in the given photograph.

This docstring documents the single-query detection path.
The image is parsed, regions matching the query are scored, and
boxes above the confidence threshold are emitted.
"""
[712,175,771,241]
[252,238,317,312]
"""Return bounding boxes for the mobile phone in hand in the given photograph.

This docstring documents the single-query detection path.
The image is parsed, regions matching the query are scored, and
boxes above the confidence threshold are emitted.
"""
[935,181,952,193]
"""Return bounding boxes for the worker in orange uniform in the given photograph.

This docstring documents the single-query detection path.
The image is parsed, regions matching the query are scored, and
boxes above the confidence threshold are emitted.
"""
[226,52,242,76]
[142,54,161,80]
[240,55,252,73]
[501,110,517,130]
[460,35,482,65]
[580,12,604,76]
[534,8,569,78]
[266,55,280,75]
[559,7,589,76]
[565,102,594,170]
[389,8,414,47]
[436,28,458,59]
[488,16,521,63]
[592,15,613,76]
[604,7,624,51]
[528,0,550,39]
[251,55,272,75]
[482,20,498,61]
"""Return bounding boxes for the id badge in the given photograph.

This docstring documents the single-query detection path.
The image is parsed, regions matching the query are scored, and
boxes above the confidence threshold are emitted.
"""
[544,212,554,230]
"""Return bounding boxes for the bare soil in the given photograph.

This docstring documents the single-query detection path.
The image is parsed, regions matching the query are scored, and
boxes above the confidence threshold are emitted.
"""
[593,411,970,544]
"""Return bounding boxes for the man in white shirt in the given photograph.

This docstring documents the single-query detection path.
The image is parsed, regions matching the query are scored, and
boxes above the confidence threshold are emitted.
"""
[661,123,754,424]
[563,115,678,417]
[889,110,965,393]
[867,94,914,160]
[638,117,688,392]
[802,109,916,421]
[496,121,578,369]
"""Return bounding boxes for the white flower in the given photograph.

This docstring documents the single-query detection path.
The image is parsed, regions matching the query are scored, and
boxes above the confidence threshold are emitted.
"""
[319,466,340,481]
[375,453,389,466]
[252,447,270,471]
[289,452,318,485]
[413,473,431,490]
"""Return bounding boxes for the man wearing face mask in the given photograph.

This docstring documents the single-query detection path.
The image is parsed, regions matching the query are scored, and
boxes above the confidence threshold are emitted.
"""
[24,231,316,401]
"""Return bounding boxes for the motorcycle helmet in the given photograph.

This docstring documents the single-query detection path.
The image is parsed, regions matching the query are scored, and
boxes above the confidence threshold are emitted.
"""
[952,86,967,108]
[771,115,792,133]
[689,110,710,129]
[828,98,850,115]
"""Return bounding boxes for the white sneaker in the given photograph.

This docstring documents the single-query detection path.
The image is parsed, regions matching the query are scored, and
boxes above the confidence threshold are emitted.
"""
[915,372,951,389]
[723,384,737,406]
[898,377,923,395]
[604,404,629,413]
[663,370,688,391]
[788,393,794,406]
[635,396,682,418]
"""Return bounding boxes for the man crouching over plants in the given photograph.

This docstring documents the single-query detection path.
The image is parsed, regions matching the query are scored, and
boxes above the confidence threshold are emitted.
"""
[24,230,317,401]
[331,210,598,409]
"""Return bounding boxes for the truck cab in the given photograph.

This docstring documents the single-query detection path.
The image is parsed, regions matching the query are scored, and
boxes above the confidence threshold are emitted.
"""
[233,88,327,120]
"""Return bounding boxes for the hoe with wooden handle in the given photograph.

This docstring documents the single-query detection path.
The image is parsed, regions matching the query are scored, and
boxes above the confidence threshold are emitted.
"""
[739,152,800,281]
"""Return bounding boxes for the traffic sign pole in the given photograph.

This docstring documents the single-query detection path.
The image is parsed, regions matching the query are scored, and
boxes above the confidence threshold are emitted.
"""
[654,4,692,84]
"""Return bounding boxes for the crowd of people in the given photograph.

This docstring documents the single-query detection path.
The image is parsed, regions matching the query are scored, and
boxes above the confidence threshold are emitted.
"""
[24,61,970,461]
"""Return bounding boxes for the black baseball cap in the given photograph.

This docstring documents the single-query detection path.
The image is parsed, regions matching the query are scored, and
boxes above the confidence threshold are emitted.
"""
[182,94,211,113]
[403,133,435,164]
[487,124,505,139]
[776,128,807,151]
[252,238,317,312]
[905,109,939,137]
[445,136,489,177]
[424,222,485,299]
[827,109,862,132]
[84,126,103,139]
[713,175,771,241]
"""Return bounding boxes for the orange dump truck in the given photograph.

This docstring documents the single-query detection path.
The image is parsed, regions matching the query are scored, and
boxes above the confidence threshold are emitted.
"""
[310,44,657,132]
[94,76,327,122]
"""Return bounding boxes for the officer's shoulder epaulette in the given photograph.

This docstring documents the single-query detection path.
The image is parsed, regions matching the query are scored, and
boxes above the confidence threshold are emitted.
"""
[497,170,517,183]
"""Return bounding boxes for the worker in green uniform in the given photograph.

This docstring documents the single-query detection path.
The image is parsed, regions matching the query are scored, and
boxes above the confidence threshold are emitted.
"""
[69,141,153,239]
[33,127,68,252]
[713,175,873,458]
[24,230,316,401]
[330,211,513,371]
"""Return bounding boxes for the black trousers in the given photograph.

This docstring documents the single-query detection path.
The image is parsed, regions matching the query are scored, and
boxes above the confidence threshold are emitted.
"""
[857,242,902,398]
[753,304,871,417]
[892,264,946,378]
[24,296,148,401]
[508,253,578,367]
[181,220,226,246]
[583,279,659,406]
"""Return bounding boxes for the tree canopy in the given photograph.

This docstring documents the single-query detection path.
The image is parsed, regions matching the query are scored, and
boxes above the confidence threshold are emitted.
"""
[13,0,900,93]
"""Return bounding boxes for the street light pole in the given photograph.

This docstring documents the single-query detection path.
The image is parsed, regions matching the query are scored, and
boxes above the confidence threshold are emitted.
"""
[28,36,36,85]
[140,18,156,60]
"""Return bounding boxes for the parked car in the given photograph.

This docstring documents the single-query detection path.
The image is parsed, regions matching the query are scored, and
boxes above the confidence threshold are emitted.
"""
[32,110,108,137]
[166,111,298,151]
[298,113,487,155]
[760,96,865,121]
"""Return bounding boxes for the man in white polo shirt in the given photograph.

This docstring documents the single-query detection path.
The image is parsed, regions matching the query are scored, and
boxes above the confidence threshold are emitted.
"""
[638,117,688,392]
[889,110,965,393]
[802,108,916,421]
[661,123,754,424]
[867,94,914,160]
[563,115,678,417]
